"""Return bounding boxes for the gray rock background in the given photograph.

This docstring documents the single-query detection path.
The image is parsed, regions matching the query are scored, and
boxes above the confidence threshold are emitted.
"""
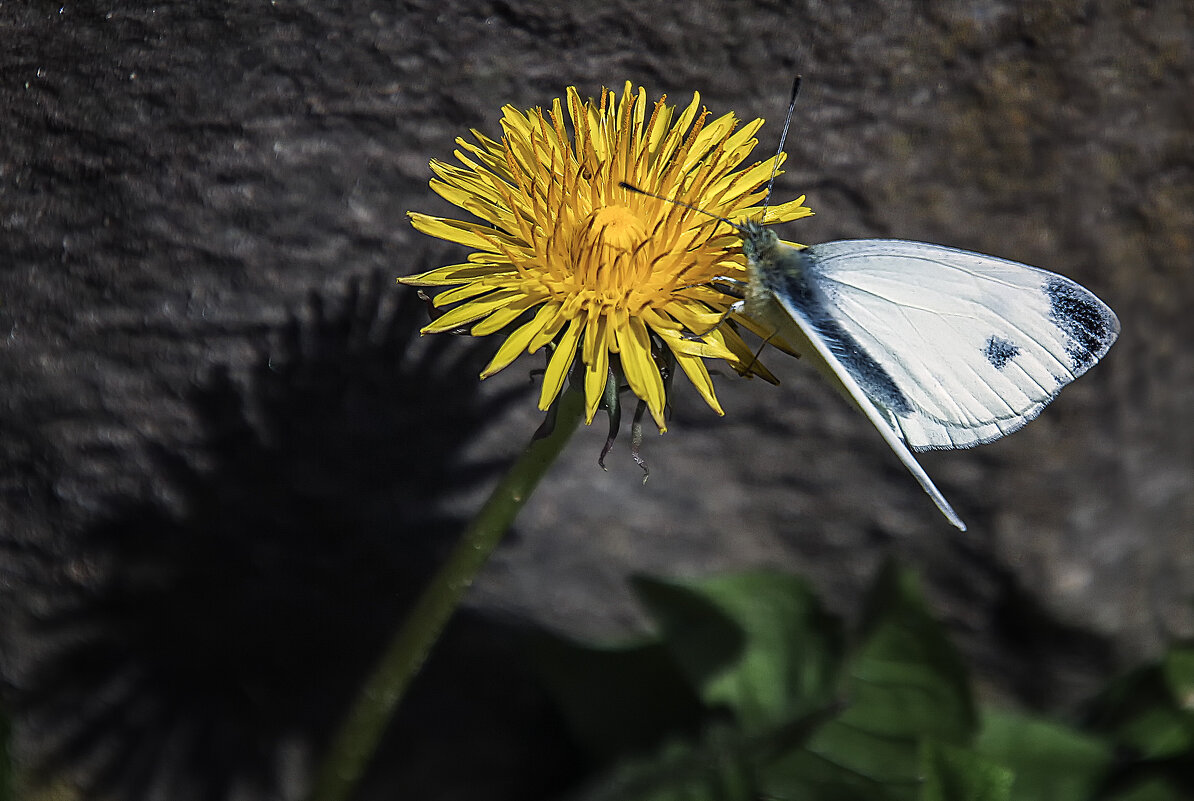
[1,1,1191,799]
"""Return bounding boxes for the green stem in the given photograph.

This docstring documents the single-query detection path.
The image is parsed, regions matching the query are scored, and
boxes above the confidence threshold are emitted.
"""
[309,385,586,801]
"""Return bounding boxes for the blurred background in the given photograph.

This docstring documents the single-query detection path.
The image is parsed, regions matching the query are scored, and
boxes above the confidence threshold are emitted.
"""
[1,1,1190,799]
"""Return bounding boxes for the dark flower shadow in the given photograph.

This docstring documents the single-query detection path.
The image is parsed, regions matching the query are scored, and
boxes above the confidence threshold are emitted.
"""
[14,272,577,801]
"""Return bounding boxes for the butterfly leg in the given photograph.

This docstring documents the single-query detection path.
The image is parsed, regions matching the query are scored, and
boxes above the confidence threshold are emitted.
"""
[681,297,746,341]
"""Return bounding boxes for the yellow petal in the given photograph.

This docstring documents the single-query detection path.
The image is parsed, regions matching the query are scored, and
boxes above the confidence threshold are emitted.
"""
[582,313,610,423]
[455,135,509,176]
[643,95,674,163]
[539,316,584,411]
[421,289,523,333]
[728,311,799,358]
[765,197,814,222]
[649,92,702,188]
[718,326,781,384]
[665,297,730,334]
[721,118,765,161]
[430,155,510,197]
[619,313,666,431]
[398,262,515,287]
[480,303,558,378]
[685,112,738,175]
[433,278,514,307]
[409,213,501,252]
[428,167,508,211]
[672,351,724,415]
[637,306,684,333]
[528,306,568,352]
[471,296,539,336]
[467,250,516,264]
[658,328,736,361]
[714,157,782,206]
[430,180,517,229]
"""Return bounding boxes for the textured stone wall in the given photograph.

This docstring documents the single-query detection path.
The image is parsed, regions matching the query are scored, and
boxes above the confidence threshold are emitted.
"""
[1,1,1190,799]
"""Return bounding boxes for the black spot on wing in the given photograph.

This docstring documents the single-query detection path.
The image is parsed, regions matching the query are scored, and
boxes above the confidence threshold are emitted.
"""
[1045,277,1114,370]
[983,335,1020,369]
[764,251,913,416]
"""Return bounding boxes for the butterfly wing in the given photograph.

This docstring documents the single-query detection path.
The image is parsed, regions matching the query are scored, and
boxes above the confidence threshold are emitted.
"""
[745,233,1119,530]
[793,239,1120,451]
[746,262,969,530]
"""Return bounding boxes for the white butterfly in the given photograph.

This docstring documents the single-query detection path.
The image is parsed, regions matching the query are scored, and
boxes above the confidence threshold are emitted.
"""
[738,224,1120,530]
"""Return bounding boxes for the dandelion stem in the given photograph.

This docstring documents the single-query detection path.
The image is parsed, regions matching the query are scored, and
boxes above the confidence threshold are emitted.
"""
[309,384,586,801]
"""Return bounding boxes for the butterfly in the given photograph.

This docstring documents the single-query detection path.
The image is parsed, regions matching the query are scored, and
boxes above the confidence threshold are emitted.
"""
[737,226,1119,530]
[621,77,1119,530]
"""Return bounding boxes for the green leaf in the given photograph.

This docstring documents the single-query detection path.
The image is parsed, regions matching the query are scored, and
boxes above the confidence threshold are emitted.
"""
[1103,776,1187,801]
[1088,646,1194,760]
[530,634,705,764]
[633,571,844,732]
[974,709,1110,801]
[919,740,1013,801]
[565,736,724,801]
[762,730,916,801]
[756,562,978,800]
[0,703,11,801]
[569,719,842,801]
[1161,645,1194,713]
[847,561,976,743]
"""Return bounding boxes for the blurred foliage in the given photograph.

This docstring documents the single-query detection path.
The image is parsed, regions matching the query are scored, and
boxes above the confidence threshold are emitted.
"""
[1,701,10,801]
[532,562,1194,801]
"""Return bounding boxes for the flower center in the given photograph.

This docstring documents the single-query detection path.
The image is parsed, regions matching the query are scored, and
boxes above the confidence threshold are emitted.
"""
[574,205,647,258]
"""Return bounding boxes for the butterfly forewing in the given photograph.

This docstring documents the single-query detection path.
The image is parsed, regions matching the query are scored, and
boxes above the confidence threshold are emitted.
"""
[797,240,1120,450]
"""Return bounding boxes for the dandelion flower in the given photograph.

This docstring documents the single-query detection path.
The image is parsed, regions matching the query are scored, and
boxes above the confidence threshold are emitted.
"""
[402,82,812,433]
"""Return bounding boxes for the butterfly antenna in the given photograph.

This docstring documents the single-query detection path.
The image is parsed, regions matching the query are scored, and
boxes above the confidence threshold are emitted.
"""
[761,74,801,222]
[618,181,740,231]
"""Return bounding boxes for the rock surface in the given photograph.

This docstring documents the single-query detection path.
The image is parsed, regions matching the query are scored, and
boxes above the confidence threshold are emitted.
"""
[2,1,1191,799]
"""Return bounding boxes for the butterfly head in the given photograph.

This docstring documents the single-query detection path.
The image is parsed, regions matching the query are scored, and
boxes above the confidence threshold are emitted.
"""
[739,219,783,270]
